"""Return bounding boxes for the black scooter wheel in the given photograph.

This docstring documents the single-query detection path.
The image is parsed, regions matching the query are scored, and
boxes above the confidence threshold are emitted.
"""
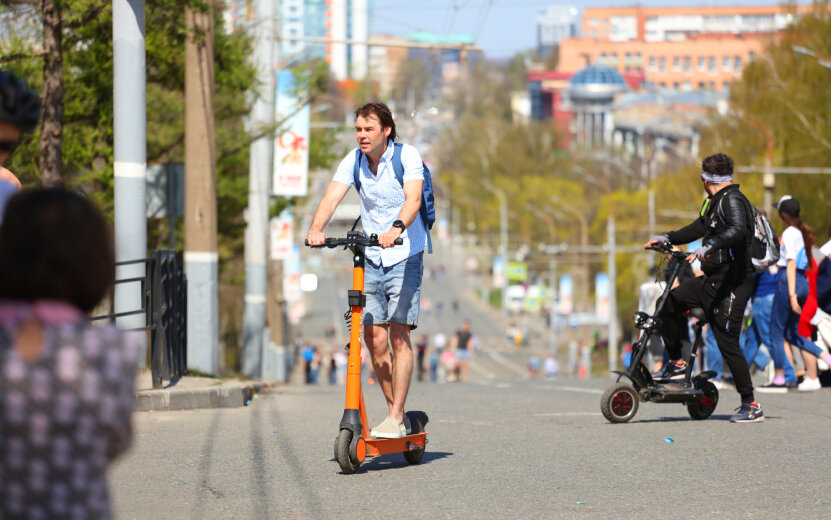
[335,429,361,474]
[687,381,719,420]
[403,411,427,465]
[601,382,639,423]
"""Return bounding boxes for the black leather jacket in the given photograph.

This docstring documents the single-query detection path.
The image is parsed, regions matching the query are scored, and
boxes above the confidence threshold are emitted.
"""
[664,184,753,277]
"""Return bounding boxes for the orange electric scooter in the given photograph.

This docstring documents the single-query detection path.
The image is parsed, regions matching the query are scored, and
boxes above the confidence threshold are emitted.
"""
[306,229,429,474]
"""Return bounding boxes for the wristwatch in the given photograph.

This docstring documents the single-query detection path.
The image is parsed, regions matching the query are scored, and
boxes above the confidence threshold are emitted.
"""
[392,220,406,231]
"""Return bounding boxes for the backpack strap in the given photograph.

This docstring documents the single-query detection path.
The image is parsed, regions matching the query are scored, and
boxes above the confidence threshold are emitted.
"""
[392,142,432,254]
[352,148,363,191]
[391,142,405,184]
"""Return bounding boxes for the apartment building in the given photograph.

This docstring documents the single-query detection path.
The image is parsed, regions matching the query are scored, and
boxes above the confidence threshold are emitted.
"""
[558,4,814,92]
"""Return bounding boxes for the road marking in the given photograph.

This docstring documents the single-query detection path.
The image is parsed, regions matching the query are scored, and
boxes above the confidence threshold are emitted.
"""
[533,412,602,417]
[543,385,604,395]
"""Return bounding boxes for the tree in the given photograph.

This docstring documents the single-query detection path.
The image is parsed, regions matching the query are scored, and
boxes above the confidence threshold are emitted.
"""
[703,2,831,230]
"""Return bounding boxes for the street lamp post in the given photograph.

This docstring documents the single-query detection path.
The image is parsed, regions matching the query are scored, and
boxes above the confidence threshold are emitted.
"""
[793,45,831,69]
[573,165,618,375]
[482,178,508,316]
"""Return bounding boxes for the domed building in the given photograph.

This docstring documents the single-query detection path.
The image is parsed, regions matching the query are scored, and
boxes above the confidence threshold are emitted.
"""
[568,64,627,147]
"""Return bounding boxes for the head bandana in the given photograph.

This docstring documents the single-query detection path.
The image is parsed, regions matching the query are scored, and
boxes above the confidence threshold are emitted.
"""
[701,170,732,184]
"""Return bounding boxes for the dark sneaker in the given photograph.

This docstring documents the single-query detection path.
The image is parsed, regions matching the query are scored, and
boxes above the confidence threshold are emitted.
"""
[652,361,687,381]
[757,382,788,394]
[730,402,764,423]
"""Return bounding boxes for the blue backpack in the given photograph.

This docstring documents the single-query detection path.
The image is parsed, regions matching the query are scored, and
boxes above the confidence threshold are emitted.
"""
[352,142,436,232]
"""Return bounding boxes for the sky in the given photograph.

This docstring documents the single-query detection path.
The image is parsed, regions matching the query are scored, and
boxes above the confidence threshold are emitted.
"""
[369,0,806,59]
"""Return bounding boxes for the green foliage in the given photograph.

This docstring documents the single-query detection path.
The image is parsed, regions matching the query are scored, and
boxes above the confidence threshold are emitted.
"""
[704,2,831,233]
[1,1,259,259]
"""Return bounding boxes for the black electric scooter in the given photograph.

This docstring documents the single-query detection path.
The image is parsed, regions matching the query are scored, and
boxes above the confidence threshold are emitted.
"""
[600,244,719,423]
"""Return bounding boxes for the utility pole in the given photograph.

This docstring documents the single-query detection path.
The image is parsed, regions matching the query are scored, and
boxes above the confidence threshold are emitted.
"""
[607,215,618,374]
[241,0,276,377]
[184,0,218,375]
[113,0,147,363]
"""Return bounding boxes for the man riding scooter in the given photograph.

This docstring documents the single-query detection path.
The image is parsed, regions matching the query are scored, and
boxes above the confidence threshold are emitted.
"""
[644,153,764,423]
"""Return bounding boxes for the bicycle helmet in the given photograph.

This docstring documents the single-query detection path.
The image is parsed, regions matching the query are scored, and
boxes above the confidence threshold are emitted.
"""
[0,70,42,133]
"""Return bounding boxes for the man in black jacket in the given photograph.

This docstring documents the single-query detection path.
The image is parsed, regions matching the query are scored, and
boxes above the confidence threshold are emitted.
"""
[644,153,763,423]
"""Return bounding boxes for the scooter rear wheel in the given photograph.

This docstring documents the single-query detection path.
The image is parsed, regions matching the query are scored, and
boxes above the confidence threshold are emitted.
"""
[403,411,427,465]
[335,429,361,474]
[687,381,719,420]
[601,382,639,423]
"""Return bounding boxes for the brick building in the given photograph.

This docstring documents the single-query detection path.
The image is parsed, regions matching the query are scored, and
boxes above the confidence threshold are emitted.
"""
[557,4,815,92]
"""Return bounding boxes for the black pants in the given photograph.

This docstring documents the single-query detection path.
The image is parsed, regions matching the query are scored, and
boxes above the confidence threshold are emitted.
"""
[659,272,756,403]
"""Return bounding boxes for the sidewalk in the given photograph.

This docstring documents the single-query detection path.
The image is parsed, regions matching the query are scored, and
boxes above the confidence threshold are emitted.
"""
[134,370,273,412]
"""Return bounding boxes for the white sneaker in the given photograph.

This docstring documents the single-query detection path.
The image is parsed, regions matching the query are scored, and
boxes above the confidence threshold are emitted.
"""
[764,361,775,385]
[798,377,821,392]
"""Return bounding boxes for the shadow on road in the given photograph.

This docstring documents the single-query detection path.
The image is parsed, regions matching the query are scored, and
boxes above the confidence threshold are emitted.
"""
[628,414,780,423]
[330,451,454,474]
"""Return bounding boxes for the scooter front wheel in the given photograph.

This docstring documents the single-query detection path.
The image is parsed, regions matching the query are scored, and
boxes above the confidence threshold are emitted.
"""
[335,429,362,474]
[601,382,639,423]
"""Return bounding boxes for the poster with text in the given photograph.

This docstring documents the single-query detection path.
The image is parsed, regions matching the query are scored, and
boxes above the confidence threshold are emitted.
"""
[273,70,309,196]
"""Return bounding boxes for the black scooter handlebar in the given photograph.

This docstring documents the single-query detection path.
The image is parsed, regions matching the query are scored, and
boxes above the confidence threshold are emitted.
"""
[645,243,687,259]
[305,235,404,248]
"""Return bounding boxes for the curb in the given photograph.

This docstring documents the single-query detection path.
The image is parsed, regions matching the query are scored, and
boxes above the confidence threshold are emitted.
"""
[135,382,270,412]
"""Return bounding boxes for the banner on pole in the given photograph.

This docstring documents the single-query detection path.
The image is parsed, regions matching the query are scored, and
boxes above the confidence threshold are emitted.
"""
[270,209,293,261]
[273,70,309,196]
[595,273,610,320]
[283,244,302,304]
[559,275,573,314]
[492,255,505,289]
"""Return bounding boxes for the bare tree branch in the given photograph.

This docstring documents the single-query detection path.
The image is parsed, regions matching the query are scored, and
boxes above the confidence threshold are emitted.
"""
[0,50,47,61]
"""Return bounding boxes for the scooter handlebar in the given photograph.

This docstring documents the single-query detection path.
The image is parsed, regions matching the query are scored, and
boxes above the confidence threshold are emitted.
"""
[645,243,687,259]
[304,235,403,248]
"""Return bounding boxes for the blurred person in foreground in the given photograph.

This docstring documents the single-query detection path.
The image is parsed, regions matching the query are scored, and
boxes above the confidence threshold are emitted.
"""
[0,189,140,519]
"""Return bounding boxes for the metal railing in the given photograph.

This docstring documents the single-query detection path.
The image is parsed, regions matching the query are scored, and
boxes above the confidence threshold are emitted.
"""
[91,249,187,389]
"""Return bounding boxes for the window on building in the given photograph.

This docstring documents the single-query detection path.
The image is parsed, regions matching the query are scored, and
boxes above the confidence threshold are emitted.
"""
[625,52,631,70]
[635,52,642,69]
[683,56,691,73]
[649,56,656,70]
[749,51,756,61]
[709,56,716,73]
[590,29,597,38]
[709,81,716,90]
[659,81,666,88]
[723,81,730,91]
[698,56,706,71]
[682,81,692,92]
[659,56,666,73]
[698,81,706,90]
[673,82,680,90]
[734,56,743,72]
[599,53,606,65]
[589,17,597,25]
[673,56,680,71]
[723,56,730,71]
[610,53,618,67]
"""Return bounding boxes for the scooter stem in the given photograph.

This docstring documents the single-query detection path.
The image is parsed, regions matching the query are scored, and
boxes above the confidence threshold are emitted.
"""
[345,251,366,411]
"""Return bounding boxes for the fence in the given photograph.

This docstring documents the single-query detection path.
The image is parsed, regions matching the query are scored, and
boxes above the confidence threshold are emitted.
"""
[91,249,187,389]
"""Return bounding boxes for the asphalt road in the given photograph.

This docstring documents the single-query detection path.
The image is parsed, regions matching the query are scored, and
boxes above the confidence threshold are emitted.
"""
[112,376,831,519]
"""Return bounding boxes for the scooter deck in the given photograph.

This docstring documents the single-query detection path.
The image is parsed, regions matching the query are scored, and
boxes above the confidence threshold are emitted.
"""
[645,382,704,403]
[365,432,428,457]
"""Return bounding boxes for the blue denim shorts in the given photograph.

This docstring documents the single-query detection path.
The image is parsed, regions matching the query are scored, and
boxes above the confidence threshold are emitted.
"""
[363,252,423,329]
